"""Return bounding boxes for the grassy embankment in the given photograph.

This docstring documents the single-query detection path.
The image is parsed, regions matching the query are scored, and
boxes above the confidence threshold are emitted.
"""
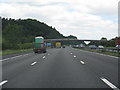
[77,48,119,57]
[1,46,51,56]
[1,49,32,56]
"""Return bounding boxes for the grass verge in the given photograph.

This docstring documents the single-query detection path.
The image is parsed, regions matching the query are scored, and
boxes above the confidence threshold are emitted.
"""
[77,48,119,57]
[1,49,32,56]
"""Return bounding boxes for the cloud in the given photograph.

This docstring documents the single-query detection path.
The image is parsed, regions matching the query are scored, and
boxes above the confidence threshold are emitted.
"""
[0,0,119,40]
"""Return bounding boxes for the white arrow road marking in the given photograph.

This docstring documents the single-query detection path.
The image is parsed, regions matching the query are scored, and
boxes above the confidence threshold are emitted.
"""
[70,53,73,54]
[80,61,85,65]
[101,77,119,90]
[31,61,37,66]
[0,80,8,86]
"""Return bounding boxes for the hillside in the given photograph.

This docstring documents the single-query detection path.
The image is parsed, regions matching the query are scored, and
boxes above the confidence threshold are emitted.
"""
[2,18,77,50]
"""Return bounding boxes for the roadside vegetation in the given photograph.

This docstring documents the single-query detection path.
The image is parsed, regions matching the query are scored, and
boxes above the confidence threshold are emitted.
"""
[2,17,78,55]
[78,48,119,57]
[76,37,120,57]
[2,18,77,50]
[2,17,119,56]
[0,51,2,56]
[2,49,32,56]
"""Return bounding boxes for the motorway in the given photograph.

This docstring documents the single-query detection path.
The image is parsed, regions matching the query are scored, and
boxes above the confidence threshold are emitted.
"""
[0,47,119,89]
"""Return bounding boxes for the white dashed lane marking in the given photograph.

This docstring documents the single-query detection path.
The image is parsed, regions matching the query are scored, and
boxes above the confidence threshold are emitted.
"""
[43,56,46,59]
[80,61,85,65]
[101,77,119,90]
[0,80,8,86]
[73,55,76,58]
[31,61,37,66]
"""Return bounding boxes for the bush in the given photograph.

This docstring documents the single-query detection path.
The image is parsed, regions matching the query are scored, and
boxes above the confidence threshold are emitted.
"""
[18,43,34,49]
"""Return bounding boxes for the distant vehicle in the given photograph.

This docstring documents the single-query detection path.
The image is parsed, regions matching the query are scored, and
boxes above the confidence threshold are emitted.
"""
[98,45,104,49]
[115,38,120,46]
[76,45,79,48]
[116,45,120,48]
[33,36,47,53]
[89,45,97,49]
[73,45,79,48]
[72,45,75,48]
[72,45,80,48]
[79,43,85,48]
[56,42,61,48]
[115,38,120,50]
[51,46,55,48]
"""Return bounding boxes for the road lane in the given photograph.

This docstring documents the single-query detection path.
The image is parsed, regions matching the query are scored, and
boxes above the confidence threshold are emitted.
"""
[2,49,60,82]
[70,47,118,88]
[2,47,112,88]
[2,53,46,80]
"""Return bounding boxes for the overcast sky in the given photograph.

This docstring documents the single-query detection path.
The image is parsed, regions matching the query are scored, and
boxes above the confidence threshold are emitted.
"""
[0,0,119,40]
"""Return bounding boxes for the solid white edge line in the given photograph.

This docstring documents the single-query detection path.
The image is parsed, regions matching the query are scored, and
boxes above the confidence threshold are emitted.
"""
[101,78,119,89]
[80,61,85,64]
[23,54,29,56]
[11,55,23,59]
[0,58,10,61]
[0,54,30,62]
[0,80,8,86]
[31,61,37,66]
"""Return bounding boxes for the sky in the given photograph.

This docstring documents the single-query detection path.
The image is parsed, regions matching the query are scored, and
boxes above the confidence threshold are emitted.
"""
[0,0,119,40]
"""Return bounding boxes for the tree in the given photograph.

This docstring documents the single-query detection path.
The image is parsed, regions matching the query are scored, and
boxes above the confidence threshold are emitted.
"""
[2,17,76,49]
[100,37,107,41]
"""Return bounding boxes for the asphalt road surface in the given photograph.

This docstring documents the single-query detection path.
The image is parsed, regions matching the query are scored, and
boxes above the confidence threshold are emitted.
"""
[0,47,119,89]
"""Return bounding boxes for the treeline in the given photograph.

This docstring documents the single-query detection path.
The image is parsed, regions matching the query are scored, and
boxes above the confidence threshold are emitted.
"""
[2,18,77,50]
[89,37,118,47]
[2,17,117,50]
